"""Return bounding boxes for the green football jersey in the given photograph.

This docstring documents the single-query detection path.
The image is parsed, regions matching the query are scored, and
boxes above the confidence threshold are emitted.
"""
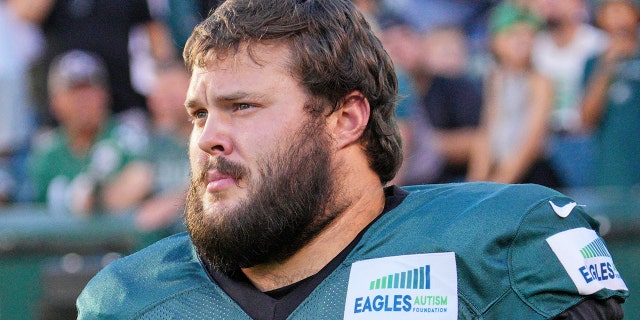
[77,183,628,319]
[28,121,145,206]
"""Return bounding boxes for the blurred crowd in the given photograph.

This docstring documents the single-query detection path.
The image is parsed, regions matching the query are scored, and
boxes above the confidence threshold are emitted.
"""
[371,0,640,193]
[0,0,222,231]
[1,0,639,230]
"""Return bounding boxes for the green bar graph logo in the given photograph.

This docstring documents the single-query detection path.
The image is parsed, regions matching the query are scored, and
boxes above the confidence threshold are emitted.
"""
[580,238,612,259]
[369,265,430,290]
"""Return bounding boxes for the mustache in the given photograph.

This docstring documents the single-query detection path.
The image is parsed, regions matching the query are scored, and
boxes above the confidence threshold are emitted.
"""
[194,157,249,184]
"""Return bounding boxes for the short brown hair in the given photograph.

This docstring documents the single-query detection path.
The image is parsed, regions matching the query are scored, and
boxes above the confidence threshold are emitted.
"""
[184,0,402,184]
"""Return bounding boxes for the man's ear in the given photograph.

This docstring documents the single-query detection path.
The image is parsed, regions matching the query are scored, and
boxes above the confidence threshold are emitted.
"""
[327,90,370,149]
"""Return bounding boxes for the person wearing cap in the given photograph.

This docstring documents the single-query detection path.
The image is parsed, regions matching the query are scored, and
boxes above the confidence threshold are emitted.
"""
[14,0,176,125]
[132,61,193,232]
[528,0,608,188]
[581,0,640,188]
[468,2,561,188]
[27,50,151,216]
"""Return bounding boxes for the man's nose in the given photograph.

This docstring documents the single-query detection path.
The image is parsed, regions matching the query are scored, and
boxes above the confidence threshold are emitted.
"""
[197,112,233,156]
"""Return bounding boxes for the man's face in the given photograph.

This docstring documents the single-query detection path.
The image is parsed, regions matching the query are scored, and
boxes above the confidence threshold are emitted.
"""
[183,43,346,273]
[493,22,536,67]
[51,83,109,134]
[148,67,191,124]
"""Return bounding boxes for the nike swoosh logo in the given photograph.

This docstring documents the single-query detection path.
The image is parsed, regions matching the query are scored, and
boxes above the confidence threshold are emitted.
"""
[549,201,577,218]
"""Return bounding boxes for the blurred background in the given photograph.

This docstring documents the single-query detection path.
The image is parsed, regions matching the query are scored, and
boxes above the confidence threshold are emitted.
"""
[0,0,638,318]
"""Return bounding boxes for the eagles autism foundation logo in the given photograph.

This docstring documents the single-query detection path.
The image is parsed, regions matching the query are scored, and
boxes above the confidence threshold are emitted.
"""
[577,238,623,284]
[344,253,458,320]
[547,228,628,295]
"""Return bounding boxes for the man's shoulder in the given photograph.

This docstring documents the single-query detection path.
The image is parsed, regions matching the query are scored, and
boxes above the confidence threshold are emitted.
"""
[394,182,581,245]
[388,182,576,251]
[100,232,195,272]
[77,232,213,318]
[402,182,561,213]
[387,183,628,317]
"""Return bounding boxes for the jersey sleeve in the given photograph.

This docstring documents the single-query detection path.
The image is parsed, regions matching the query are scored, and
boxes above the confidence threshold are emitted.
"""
[77,233,225,319]
[76,263,131,320]
[509,195,629,318]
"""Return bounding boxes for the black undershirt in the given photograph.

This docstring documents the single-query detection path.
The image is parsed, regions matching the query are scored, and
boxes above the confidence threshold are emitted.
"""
[200,186,623,320]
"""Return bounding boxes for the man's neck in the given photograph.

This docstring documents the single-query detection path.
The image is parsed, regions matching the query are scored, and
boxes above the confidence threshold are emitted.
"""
[241,175,386,292]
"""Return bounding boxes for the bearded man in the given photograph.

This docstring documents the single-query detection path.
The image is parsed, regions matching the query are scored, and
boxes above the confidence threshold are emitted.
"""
[77,0,628,319]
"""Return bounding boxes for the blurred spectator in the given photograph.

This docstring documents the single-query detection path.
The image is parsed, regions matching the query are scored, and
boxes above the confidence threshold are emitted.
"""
[528,0,608,187]
[423,26,472,78]
[147,0,202,54]
[382,0,494,36]
[134,62,192,232]
[581,0,640,188]
[378,18,444,185]
[468,2,560,187]
[17,0,176,126]
[411,27,484,184]
[398,105,446,186]
[27,50,151,216]
[146,0,222,54]
[377,18,423,76]
[382,0,496,78]
[0,0,43,204]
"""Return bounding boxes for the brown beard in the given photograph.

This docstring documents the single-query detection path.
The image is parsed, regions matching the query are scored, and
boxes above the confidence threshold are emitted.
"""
[185,117,346,275]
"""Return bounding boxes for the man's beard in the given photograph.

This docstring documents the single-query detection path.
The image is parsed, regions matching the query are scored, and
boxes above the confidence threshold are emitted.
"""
[185,117,346,275]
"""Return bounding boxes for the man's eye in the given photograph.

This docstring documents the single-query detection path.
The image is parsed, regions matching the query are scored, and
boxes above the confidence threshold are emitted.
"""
[234,103,254,111]
[188,110,208,123]
[194,110,208,119]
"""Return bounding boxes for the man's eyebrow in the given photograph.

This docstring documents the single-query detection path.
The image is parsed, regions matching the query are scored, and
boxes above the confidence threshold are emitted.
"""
[184,100,200,110]
[217,91,266,101]
[184,91,268,110]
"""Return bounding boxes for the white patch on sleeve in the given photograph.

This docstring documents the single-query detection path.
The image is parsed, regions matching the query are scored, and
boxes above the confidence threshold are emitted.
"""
[546,228,628,295]
[344,253,457,320]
